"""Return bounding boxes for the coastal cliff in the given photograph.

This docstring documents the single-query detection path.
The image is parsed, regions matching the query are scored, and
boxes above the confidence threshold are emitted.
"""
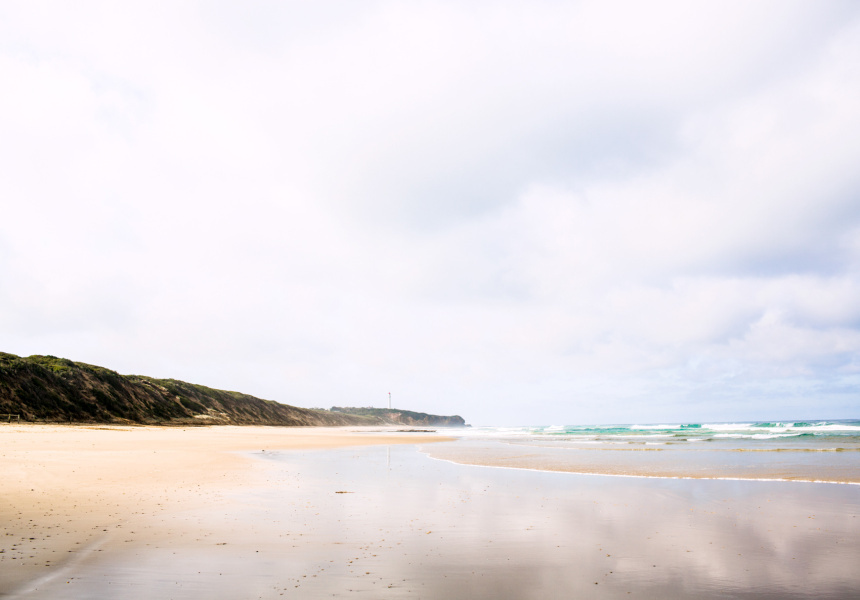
[0,353,465,427]
[330,406,466,426]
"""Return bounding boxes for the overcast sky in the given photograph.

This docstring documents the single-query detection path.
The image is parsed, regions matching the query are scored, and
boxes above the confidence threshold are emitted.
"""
[2,1,859,425]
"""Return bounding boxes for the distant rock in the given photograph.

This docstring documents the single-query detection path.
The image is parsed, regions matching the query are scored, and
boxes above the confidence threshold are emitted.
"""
[330,406,466,427]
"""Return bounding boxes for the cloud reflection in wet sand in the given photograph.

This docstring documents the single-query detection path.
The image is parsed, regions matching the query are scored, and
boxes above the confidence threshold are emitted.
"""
[19,444,859,599]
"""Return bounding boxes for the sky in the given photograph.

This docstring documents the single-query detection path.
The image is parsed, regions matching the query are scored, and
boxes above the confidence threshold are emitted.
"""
[1,1,859,425]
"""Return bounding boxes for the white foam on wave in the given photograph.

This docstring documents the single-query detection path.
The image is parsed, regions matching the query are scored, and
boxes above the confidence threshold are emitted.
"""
[713,432,807,440]
[704,423,754,431]
[448,421,860,441]
[803,423,860,432]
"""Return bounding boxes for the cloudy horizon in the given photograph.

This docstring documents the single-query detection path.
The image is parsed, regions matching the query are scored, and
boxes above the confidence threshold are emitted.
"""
[2,1,859,425]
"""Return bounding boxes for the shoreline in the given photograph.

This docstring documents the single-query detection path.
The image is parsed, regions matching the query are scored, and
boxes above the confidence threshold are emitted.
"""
[2,427,859,598]
[0,424,451,595]
[421,451,860,485]
[421,435,860,484]
[13,443,859,599]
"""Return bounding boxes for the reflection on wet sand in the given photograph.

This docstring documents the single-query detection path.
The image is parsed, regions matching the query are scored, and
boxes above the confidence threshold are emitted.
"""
[14,444,860,599]
[424,437,860,483]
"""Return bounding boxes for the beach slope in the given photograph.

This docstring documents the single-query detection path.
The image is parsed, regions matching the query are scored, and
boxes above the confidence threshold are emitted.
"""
[0,424,444,595]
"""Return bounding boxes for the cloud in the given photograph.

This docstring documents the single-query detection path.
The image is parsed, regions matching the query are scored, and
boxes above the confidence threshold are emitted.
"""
[1,1,859,423]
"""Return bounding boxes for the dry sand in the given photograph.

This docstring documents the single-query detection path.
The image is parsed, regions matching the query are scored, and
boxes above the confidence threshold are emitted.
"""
[0,424,445,595]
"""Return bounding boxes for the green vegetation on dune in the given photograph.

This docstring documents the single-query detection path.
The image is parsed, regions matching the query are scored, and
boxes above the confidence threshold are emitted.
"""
[331,406,466,426]
[0,353,369,425]
[0,352,466,427]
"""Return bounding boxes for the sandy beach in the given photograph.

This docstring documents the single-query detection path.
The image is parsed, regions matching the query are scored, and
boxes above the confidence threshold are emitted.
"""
[2,425,859,599]
[0,424,443,596]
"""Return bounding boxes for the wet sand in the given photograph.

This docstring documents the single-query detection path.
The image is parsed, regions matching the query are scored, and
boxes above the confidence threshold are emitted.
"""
[0,424,442,596]
[3,428,859,598]
[422,437,860,483]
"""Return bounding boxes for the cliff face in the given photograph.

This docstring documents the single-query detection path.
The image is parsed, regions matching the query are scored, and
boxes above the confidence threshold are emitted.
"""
[0,353,375,426]
[330,406,466,427]
[0,353,467,427]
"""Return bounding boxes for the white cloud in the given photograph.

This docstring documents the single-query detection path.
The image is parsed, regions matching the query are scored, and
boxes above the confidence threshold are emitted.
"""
[1,1,859,424]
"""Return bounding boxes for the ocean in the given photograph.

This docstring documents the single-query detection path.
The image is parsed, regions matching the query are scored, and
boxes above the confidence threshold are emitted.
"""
[421,419,860,484]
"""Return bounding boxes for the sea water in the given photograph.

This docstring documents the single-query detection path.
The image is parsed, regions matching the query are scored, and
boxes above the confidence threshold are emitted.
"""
[458,419,860,442]
[422,419,860,483]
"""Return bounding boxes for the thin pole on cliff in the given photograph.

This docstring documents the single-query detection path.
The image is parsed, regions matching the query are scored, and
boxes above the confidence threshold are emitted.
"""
[388,392,391,410]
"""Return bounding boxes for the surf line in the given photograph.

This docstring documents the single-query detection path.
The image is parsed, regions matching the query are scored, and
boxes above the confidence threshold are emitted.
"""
[417,449,860,486]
